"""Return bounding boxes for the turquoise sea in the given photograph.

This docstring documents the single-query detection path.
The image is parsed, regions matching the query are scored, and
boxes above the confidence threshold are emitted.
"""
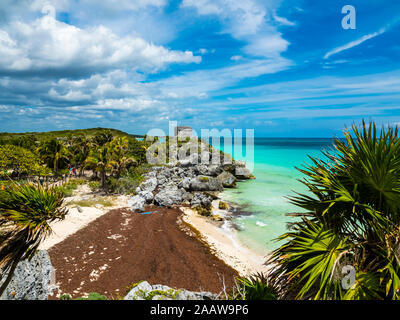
[217,138,335,255]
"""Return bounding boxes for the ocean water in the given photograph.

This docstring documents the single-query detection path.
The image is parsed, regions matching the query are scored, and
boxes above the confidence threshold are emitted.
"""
[216,138,335,255]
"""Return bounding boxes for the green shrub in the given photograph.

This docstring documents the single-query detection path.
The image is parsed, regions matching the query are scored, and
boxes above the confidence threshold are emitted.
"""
[69,198,114,208]
[219,201,229,210]
[88,181,100,192]
[145,289,181,300]
[195,204,212,217]
[106,165,150,194]
[70,178,86,185]
[125,280,145,294]
[230,273,277,300]
[107,176,140,195]
[54,181,78,197]
[87,292,107,300]
[70,292,107,300]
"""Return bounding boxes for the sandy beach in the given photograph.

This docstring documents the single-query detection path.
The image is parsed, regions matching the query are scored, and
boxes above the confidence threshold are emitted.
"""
[47,206,238,298]
[39,185,131,250]
[38,183,269,298]
[180,206,269,277]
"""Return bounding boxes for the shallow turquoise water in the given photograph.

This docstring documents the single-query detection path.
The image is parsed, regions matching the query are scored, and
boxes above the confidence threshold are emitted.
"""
[217,138,334,255]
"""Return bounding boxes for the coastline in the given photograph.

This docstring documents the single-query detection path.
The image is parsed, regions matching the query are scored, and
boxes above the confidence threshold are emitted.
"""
[42,194,269,280]
[47,205,239,298]
[37,148,269,297]
[40,183,268,280]
[180,205,269,277]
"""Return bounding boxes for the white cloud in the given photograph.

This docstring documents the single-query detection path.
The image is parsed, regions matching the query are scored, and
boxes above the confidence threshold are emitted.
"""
[181,0,289,59]
[324,28,386,59]
[230,55,243,61]
[182,0,266,37]
[273,14,295,26]
[243,34,289,57]
[157,57,292,99]
[0,12,200,74]
[78,0,166,12]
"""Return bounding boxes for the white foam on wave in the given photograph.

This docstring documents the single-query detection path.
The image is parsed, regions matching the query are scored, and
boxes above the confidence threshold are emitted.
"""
[256,221,267,227]
[236,215,253,220]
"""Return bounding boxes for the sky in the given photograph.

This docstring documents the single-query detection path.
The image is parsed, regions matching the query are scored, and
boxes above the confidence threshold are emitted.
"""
[0,0,399,137]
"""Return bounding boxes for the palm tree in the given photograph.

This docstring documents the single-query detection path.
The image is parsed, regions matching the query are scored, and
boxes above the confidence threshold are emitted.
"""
[84,144,116,189]
[93,129,113,147]
[0,182,67,296]
[37,138,71,173]
[109,137,137,178]
[268,121,400,300]
[71,136,93,176]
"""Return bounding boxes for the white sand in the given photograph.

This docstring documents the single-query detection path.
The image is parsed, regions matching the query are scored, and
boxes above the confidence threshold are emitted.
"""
[39,185,130,250]
[180,206,270,277]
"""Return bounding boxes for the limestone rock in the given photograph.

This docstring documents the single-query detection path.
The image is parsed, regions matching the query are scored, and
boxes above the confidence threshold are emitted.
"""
[154,186,185,207]
[195,164,223,177]
[124,281,217,300]
[0,250,56,300]
[124,281,153,300]
[129,195,146,212]
[138,190,154,203]
[234,167,254,179]
[190,192,213,208]
[178,177,192,190]
[217,171,237,188]
[141,177,157,192]
[189,176,223,192]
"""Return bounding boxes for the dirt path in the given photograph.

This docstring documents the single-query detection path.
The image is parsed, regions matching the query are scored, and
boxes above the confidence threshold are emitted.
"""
[48,206,238,299]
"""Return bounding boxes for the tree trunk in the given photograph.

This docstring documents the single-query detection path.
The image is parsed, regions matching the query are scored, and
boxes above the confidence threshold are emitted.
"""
[101,170,106,190]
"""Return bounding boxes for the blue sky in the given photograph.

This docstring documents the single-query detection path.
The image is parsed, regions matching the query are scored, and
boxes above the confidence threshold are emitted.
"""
[0,0,399,137]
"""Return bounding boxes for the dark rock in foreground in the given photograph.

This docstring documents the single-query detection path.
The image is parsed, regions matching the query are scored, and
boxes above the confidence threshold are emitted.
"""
[0,250,56,300]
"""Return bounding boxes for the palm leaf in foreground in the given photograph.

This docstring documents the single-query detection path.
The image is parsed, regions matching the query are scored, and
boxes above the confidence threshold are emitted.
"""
[268,121,400,300]
[0,182,67,295]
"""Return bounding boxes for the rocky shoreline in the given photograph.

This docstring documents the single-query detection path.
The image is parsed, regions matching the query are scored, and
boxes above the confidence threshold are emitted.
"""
[130,141,255,218]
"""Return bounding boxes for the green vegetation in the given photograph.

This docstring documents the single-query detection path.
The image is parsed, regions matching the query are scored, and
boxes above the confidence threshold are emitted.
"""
[54,179,86,197]
[229,273,277,300]
[144,288,181,300]
[268,121,400,300]
[125,280,145,294]
[106,164,150,194]
[123,281,181,300]
[69,197,115,208]
[0,145,51,178]
[60,292,107,300]
[37,138,71,173]
[88,181,100,192]
[218,201,229,210]
[84,135,141,190]
[0,128,149,193]
[0,128,142,144]
[0,182,67,296]
[195,204,212,217]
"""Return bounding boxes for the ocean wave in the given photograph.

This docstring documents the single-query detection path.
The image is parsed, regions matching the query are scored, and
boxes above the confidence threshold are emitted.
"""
[256,221,267,227]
